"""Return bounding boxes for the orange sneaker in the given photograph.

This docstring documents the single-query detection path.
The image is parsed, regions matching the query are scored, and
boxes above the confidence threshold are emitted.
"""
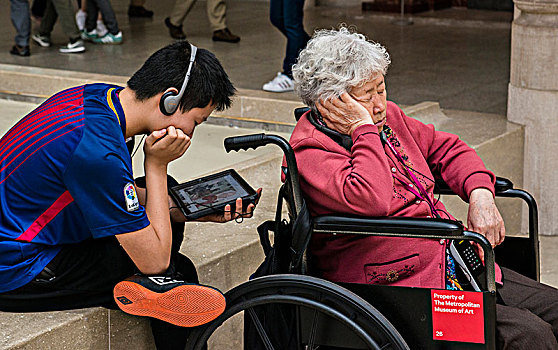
[114,274,226,327]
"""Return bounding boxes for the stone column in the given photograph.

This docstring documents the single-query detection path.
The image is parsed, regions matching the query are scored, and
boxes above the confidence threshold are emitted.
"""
[508,0,558,234]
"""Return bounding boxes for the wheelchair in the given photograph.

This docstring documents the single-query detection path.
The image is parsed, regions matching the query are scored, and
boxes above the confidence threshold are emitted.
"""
[184,111,540,350]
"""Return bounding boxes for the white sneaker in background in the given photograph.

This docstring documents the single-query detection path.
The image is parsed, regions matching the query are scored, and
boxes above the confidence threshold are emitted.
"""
[262,73,294,93]
[59,39,85,53]
[96,20,108,37]
[75,9,86,31]
[32,34,51,47]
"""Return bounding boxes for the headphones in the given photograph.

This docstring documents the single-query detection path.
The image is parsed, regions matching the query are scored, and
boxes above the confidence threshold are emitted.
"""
[308,110,354,150]
[159,43,198,116]
[309,110,389,151]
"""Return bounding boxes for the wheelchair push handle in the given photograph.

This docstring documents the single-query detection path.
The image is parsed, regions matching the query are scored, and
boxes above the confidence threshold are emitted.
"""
[224,133,267,153]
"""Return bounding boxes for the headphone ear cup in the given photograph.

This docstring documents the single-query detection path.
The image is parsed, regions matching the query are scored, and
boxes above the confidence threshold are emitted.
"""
[160,91,179,116]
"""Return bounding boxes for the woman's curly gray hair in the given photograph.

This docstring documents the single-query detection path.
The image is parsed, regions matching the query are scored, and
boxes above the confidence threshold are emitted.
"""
[292,27,391,109]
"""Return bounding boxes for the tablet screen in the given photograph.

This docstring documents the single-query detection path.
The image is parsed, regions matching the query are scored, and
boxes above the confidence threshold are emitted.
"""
[175,173,250,212]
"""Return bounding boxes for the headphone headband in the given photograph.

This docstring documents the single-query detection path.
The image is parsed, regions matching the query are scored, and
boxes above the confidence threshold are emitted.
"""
[160,43,198,116]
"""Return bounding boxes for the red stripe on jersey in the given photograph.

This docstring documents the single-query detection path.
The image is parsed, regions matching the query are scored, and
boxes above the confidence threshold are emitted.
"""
[16,191,74,242]
[0,122,85,184]
[0,89,83,154]
[0,109,83,164]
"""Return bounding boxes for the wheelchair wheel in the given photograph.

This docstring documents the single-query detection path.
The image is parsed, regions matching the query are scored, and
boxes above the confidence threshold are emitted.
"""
[185,274,409,350]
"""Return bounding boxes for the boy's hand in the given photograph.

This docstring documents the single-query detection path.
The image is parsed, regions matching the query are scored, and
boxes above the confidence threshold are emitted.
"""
[196,188,262,223]
[144,126,191,167]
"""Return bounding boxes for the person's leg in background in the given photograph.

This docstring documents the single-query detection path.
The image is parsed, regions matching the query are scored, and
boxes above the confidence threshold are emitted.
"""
[83,0,98,38]
[208,0,239,43]
[280,0,309,78]
[495,267,558,349]
[75,0,86,31]
[33,0,57,46]
[165,0,196,39]
[128,0,153,18]
[77,0,111,40]
[269,0,285,40]
[9,0,31,56]
[31,0,47,20]
[263,0,309,92]
[89,0,122,44]
[43,0,85,53]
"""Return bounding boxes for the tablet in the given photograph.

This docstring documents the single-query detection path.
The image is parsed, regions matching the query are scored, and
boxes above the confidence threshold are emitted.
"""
[169,169,258,220]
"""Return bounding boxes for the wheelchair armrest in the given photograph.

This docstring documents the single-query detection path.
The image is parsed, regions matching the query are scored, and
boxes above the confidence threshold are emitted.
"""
[433,176,540,280]
[434,176,514,195]
[313,215,497,292]
[313,215,463,236]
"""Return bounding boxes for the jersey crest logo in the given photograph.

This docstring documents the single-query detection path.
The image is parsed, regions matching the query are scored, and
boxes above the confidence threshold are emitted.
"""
[124,183,139,212]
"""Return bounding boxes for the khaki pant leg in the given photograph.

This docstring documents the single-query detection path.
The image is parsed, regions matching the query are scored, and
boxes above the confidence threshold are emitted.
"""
[169,0,197,26]
[207,0,226,32]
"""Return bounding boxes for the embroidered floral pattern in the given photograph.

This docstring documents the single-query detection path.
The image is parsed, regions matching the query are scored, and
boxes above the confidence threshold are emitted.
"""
[385,125,412,171]
[367,264,415,284]
[385,124,432,202]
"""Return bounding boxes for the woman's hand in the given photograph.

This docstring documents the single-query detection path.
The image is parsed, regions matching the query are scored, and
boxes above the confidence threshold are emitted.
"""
[316,92,373,136]
[143,126,191,167]
[467,188,505,248]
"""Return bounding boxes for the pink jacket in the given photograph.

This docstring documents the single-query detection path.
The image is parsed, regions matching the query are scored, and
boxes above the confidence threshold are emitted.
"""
[289,101,500,288]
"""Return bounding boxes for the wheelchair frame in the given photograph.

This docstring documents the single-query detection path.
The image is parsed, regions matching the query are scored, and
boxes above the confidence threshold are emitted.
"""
[185,131,539,350]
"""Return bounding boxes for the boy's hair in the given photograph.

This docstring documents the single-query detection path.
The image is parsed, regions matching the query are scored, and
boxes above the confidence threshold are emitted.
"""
[127,41,235,112]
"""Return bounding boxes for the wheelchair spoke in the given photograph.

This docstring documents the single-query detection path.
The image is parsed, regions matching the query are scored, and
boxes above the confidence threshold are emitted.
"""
[306,308,319,350]
[247,306,276,350]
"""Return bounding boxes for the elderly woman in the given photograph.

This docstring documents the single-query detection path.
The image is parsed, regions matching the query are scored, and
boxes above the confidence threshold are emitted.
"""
[289,27,558,349]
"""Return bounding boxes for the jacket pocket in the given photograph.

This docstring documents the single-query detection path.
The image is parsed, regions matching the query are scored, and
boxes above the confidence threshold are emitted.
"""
[364,253,421,287]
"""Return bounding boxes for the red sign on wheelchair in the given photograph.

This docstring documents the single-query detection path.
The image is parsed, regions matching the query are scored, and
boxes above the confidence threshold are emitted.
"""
[431,289,484,344]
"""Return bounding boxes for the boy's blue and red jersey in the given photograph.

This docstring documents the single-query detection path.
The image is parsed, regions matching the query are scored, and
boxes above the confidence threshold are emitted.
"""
[0,84,149,292]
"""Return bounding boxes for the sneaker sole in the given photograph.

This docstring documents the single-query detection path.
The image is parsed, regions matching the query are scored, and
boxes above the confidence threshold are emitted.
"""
[113,281,226,327]
[59,48,86,53]
[94,40,122,45]
[263,87,294,93]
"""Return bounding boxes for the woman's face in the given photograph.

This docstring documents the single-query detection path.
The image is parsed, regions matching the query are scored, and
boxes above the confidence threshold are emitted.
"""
[349,74,387,130]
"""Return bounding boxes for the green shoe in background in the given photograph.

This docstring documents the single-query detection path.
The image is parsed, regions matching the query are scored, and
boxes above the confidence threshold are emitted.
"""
[94,32,123,45]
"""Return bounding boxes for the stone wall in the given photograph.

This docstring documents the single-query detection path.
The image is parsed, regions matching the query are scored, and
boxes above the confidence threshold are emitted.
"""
[508,0,558,234]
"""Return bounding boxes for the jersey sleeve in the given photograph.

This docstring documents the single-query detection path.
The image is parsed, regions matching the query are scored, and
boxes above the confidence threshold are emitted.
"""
[63,115,149,238]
